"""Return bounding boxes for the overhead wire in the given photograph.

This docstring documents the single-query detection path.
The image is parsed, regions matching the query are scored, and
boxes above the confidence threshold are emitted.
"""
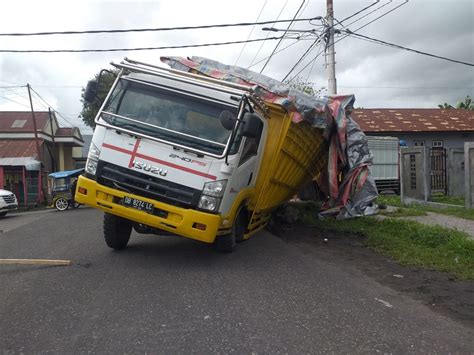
[234,0,269,65]
[247,35,307,69]
[338,0,381,24]
[343,30,474,67]
[259,0,307,74]
[0,35,295,53]
[0,94,30,109]
[288,1,408,83]
[29,87,79,127]
[0,17,319,37]
[341,0,393,28]
[281,35,324,81]
[248,0,290,68]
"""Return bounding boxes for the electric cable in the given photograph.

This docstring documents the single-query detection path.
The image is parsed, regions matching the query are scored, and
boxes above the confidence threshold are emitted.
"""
[342,0,393,28]
[338,0,381,24]
[0,35,292,53]
[234,0,269,65]
[0,17,319,37]
[0,94,30,109]
[248,0,290,67]
[259,0,307,73]
[343,30,474,67]
[281,36,323,81]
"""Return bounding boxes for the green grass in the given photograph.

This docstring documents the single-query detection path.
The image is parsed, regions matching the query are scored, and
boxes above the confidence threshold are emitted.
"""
[376,194,402,207]
[376,195,474,221]
[314,217,474,280]
[380,207,427,217]
[431,193,464,206]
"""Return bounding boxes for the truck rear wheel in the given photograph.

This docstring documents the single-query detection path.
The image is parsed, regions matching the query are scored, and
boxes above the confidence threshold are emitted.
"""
[103,213,132,250]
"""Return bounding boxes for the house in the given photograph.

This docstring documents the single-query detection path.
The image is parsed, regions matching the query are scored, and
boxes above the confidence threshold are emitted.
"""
[72,134,92,169]
[0,111,84,206]
[352,109,474,149]
[352,108,474,197]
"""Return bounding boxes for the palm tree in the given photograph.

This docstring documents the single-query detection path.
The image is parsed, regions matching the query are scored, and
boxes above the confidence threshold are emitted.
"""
[438,96,473,110]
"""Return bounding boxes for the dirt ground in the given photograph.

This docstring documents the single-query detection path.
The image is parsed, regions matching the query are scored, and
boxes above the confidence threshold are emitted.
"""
[268,221,474,329]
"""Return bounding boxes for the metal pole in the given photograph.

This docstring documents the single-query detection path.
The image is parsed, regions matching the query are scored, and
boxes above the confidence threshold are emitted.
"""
[27,84,43,204]
[326,0,337,95]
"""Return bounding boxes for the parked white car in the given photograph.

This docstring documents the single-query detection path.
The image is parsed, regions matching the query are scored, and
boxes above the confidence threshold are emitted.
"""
[0,189,18,217]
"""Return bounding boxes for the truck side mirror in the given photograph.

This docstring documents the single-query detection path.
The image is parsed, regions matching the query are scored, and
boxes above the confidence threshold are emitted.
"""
[219,110,236,130]
[84,80,98,103]
[241,113,262,138]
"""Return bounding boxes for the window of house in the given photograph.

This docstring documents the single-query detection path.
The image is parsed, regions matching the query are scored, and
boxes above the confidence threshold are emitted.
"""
[413,140,425,147]
[432,140,443,148]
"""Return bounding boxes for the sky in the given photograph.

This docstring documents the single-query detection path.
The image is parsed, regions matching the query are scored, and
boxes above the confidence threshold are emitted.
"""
[0,0,473,134]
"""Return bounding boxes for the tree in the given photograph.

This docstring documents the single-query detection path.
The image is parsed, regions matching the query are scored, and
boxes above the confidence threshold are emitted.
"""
[438,96,473,111]
[285,77,326,97]
[79,68,119,128]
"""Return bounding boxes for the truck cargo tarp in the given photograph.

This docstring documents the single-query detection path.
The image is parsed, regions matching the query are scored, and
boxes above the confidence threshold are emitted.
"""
[161,56,378,219]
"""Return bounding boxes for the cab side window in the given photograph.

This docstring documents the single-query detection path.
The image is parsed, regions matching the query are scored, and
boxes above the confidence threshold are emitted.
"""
[238,122,263,166]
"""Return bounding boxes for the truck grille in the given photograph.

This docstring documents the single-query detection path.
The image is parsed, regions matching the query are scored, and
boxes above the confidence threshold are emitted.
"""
[2,194,16,204]
[96,161,201,208]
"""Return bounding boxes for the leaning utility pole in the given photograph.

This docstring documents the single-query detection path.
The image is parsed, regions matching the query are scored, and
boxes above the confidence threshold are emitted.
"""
[27,83,43,204]
[326,0,337,95]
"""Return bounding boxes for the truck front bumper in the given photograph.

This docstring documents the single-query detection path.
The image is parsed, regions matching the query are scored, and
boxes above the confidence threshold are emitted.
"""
[75,175,220,243]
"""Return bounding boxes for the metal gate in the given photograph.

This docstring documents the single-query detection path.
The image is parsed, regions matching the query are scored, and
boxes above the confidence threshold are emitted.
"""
[430,147,447,194]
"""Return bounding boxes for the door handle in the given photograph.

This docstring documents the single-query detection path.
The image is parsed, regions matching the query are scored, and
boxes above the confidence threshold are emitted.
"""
[247,172,253,186]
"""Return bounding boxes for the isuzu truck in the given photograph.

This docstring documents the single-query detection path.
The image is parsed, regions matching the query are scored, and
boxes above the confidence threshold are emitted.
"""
[75,58,327,252]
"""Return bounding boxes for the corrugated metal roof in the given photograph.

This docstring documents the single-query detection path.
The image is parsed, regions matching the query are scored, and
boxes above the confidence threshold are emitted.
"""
[0,111,50,132]
[0,139,43,158]
[352,109,474,132]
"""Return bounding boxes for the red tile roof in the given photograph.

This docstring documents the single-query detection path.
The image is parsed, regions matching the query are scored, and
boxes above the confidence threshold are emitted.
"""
[352,109,474,133]
[0,111,50,132]
[0,139,43,158]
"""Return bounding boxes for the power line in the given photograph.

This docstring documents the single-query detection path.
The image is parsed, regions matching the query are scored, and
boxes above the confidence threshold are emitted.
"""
[0,94,30,109]
[234,0,269,66]
[248,0,290,67]
[343,30,474,67]
[247,36,305,69]
[338,0,381,24]
[0,35,292,53]
[281,36,323,81]
[341,0,393,29]
[351,0,408,33]
[287,1,408,83]
[259,0,307,74]
[0,17,319,37]
[29,86,78,127]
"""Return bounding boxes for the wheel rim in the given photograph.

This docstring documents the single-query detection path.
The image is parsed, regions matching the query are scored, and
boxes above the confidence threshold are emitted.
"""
[55,198,68,211]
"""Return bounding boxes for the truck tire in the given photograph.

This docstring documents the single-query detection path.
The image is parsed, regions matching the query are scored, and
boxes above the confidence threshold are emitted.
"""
[215,209,247,253]
[103,213,132,250]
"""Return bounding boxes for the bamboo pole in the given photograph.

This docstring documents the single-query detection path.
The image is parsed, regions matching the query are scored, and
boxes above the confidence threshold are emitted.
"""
[0,259,71,266]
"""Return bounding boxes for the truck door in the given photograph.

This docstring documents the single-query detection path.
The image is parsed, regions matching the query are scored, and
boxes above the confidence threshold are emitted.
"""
[231,121,264,192]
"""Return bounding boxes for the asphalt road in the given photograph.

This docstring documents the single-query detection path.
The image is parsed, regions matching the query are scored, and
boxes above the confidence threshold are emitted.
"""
[0,208,473,353]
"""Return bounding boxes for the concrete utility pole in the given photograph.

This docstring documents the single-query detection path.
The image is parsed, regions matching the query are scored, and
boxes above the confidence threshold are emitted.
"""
[326,0,337,95]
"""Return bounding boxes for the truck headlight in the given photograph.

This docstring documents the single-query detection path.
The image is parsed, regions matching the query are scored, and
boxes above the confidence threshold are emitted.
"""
[85,159,98,175]
[85,142,101,175]
[199,180,227,212]
[198,195,218,211]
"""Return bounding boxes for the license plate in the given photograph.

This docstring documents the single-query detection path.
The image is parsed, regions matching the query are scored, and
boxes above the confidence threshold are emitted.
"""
[123,196,154,213]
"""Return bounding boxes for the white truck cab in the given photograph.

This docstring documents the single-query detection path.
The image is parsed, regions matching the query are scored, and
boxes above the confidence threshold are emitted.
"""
[76,58,267,251]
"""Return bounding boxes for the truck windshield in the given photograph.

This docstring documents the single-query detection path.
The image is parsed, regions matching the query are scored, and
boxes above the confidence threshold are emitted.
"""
[101,79,238,155]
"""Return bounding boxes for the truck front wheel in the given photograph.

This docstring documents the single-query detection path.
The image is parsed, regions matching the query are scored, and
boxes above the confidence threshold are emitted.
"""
[103,213,132,250]
[215,209,248,253]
